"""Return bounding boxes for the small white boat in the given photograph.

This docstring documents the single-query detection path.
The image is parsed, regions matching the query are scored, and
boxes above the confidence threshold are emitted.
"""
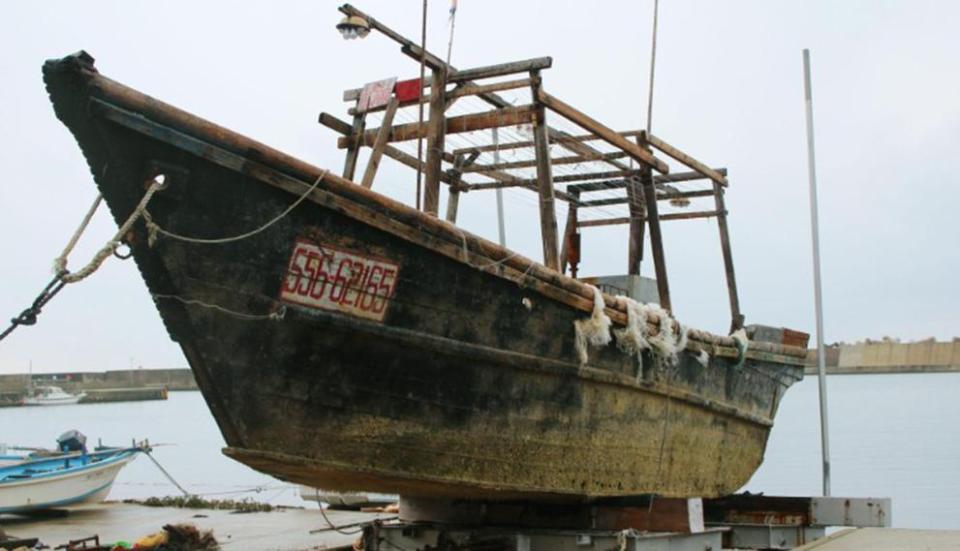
[0,447,141,513]
[22,386,85,406]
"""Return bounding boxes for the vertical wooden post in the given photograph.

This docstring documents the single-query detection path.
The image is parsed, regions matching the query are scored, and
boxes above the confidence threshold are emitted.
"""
[360,98,400,189]
[342,109,366,181]
[560,189,580,276]
[445,186,461,223]
[626,173,646,275]
[531,71,560,271]
[713,181,743,331]
[424,70,447,215]
[638,138,672,311]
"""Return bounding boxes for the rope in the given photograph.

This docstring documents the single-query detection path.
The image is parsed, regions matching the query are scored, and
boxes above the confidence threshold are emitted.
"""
[143,449,192,497]
[59,180,165,283]
[0,276,66,343]
[143,171,327,246]
[152,294,286,322]
[53,193,103,275]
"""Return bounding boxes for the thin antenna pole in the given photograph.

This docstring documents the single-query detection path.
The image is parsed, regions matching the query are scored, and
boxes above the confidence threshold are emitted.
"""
[803,48,831,497]
[645,0,660,133]
[493,127,506,246]
[414,0,428,211]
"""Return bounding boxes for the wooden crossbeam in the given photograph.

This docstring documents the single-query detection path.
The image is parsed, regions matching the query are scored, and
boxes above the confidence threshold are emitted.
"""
[461,151,628,174]
[337,105,537,149]
[536,90,669,173]
[446,78,532,101]
[657,168,727,184]
[579,210,720,226]
[642,131,727,185]
[448,57,552,83]
[319,112,457,186]
[451,129,646,157]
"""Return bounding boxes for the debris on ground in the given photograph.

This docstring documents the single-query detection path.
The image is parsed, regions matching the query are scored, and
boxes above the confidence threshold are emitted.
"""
[131,523,218,550]
[124,496,274,513]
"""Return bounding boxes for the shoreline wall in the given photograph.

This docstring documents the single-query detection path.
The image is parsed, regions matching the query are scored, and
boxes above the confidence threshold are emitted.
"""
[805,338,960,375]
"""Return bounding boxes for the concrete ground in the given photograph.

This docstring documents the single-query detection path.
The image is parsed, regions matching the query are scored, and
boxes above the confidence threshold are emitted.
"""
[795,527,960,550]
[0,502,393,550]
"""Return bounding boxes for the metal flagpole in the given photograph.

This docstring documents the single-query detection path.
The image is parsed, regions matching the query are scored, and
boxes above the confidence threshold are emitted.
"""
[493,127,506,246]
[802,48,831,497]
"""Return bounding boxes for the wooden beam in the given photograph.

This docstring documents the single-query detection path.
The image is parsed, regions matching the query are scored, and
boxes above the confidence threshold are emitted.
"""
[337,104,537,149]
[444,153,477,224]
[424,70,447,215]
[642,131,727,185]
[659,209,722,221]
[446,78,533,101]
[342,110,366,180]
[319,112,456,186]
[578,217,632,228]
[713,182,743,332]
[638,137,672,311]
[656,168,727,184]
[626,176,645,275]
[560,189,580,276]
[531,72,559,271]
[580,197,629,207]
[359,97,399,189]
[536,90,669,173]
[448,57,553,83]
[462,151,629,174]
[452,129,646,157]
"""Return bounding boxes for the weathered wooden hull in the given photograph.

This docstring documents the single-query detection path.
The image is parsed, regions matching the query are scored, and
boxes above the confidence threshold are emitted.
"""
[44,52,806,501]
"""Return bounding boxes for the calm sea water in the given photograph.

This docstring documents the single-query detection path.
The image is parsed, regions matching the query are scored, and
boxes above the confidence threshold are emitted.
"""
[1,373,957,528]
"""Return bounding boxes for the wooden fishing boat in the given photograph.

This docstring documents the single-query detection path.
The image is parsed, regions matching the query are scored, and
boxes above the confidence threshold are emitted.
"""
[0,448,140,513]
[42,6,808,502]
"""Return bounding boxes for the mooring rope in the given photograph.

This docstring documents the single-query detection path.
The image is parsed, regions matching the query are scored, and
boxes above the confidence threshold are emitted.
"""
[142,171,327,246]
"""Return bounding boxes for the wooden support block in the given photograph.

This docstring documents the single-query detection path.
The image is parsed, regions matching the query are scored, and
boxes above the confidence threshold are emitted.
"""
[536,90,669,173]
[360,97,399,189]
[399,496,704,532]
[424,70,447,215]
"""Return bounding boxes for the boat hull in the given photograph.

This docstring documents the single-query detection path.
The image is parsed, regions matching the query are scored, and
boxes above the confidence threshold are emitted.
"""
[44,52,806,501]
[0,453,136,513]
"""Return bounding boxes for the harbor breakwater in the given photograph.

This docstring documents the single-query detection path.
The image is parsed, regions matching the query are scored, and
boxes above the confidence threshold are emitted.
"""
[0,368,196,406]
[806,338,960,375]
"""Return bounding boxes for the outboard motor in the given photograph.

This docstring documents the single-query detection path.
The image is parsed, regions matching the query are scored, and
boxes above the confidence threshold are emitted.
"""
[57,429,88,454]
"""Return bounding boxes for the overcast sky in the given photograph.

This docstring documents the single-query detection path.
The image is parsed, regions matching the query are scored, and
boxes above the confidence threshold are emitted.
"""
[1,1,957,373]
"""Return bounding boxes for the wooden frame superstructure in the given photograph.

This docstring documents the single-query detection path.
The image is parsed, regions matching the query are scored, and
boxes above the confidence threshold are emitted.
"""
[320,4,743,332]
